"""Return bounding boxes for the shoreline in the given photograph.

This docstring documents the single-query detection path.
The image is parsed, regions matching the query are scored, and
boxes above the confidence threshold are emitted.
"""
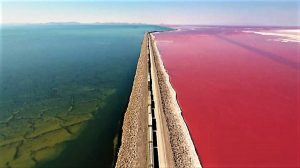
[150,34,201,167]
[116,34,149,167]
[116,32,201,167]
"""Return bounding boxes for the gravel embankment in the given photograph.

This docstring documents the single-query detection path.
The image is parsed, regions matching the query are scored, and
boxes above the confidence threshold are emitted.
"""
[150,34,202,168]
[116,33,201,168]
[115,34,149,168]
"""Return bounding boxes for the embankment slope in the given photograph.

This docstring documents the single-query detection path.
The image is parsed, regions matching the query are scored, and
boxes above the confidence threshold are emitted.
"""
[116,33,201,168]
[150,34,201,168]
[115,34,149,168]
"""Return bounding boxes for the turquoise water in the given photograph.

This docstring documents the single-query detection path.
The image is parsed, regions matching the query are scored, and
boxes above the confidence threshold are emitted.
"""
[0,24,169,167]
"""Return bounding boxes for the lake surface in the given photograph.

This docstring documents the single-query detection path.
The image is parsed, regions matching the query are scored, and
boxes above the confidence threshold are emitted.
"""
[0,24,169,167]
[154,26,299,167]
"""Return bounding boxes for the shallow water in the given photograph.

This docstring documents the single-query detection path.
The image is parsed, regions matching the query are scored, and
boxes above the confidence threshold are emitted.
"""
[0,24,169,167]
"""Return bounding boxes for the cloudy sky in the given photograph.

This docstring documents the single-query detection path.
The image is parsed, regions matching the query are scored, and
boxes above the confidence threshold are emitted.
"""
[1,0,299,26]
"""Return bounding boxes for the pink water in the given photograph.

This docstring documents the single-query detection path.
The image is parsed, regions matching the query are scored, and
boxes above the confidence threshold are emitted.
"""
[154,26,300,167]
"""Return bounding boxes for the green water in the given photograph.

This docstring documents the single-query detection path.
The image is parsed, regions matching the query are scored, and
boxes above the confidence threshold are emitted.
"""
[0,24,169,167]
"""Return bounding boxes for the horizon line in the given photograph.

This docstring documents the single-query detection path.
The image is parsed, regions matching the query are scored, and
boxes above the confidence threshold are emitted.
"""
[1,22,300,28]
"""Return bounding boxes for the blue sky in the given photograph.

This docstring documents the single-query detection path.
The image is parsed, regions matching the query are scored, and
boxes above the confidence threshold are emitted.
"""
[1,1,299,26]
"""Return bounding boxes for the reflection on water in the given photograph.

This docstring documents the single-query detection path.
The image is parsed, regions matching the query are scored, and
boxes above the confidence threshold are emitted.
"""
[0,24,169,167]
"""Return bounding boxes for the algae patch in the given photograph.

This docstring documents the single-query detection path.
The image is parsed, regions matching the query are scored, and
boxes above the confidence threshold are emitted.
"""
[0,88,116,168]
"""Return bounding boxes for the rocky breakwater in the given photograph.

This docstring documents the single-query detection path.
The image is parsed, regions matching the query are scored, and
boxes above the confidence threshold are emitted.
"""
[116,32,201,168]
[150,34,201,168]
[116,34,149,168]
